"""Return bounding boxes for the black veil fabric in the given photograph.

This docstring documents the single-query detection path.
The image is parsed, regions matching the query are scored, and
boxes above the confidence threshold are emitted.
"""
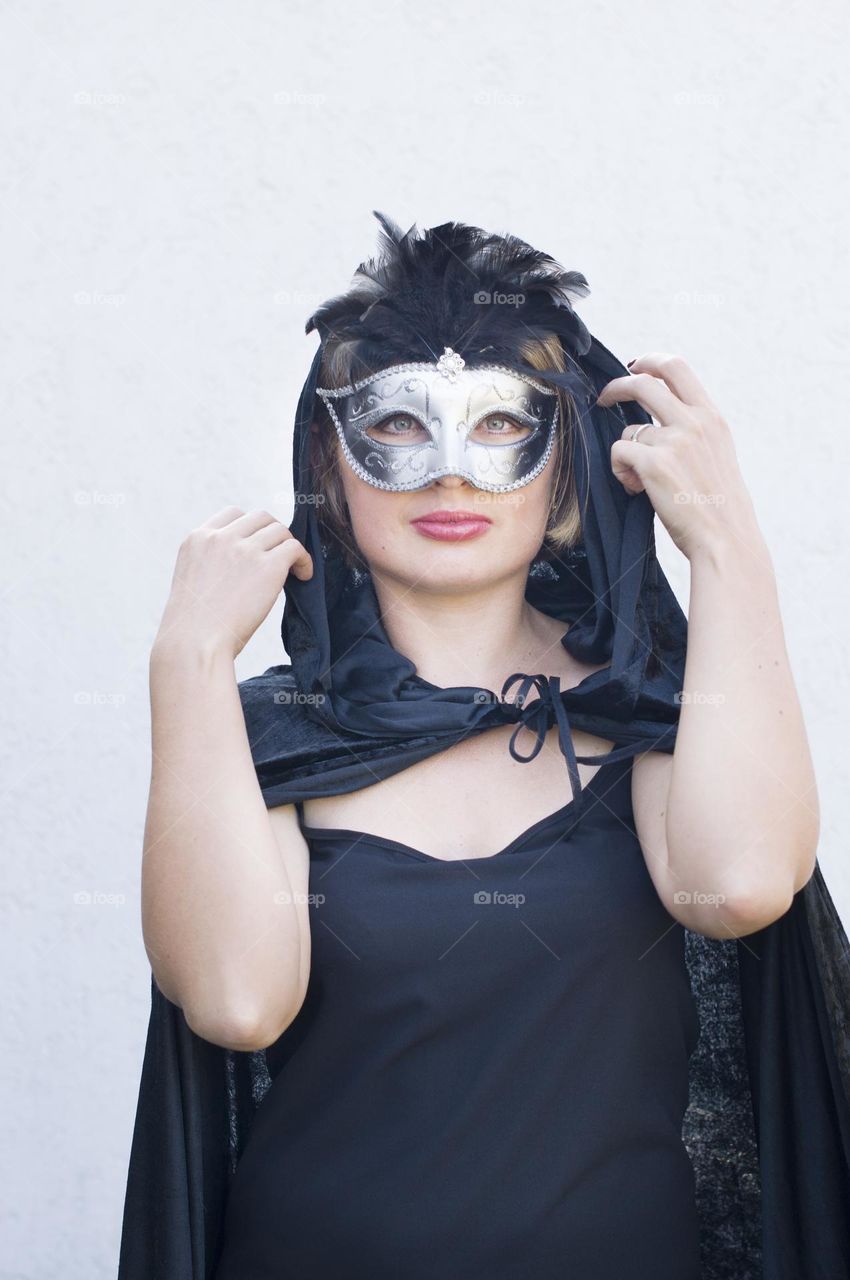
[118,222,850,1279]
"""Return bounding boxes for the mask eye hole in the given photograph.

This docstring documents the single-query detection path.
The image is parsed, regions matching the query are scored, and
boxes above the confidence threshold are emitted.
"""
[364,414,430,445]
[470,413,534,443]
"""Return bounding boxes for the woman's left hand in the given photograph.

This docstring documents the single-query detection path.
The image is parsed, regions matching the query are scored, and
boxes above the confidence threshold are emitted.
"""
[596,352,761,561]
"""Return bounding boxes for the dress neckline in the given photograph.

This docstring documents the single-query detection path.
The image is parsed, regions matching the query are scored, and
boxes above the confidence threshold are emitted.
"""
[296,752,629,865]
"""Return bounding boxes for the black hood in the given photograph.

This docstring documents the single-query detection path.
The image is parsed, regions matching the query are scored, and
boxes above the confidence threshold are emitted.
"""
[274,213,687,808]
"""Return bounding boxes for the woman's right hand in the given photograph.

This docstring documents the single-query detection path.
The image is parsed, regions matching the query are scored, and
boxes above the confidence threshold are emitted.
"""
[152,506,314,663]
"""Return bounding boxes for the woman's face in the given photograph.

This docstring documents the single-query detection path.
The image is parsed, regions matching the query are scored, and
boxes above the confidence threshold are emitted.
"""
[336,439,560,593]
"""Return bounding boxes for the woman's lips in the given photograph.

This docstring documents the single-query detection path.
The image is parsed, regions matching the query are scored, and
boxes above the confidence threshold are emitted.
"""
[410,511,493,542]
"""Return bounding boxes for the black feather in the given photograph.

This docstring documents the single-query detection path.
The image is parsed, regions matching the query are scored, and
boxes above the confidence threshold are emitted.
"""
[305,212,593,382]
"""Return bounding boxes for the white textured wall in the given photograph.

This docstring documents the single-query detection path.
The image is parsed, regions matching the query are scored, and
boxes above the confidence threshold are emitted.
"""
[3,0,848,1274]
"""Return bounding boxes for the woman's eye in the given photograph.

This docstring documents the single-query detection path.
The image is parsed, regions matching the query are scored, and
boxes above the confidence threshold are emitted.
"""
[365,414,428,443]
[472,415,532,442]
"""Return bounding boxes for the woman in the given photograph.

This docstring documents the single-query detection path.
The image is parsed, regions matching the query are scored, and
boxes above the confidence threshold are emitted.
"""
[120,214,850,1280]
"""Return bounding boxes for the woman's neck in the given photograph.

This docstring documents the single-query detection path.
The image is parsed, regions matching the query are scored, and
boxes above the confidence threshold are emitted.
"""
[369,568,569,695]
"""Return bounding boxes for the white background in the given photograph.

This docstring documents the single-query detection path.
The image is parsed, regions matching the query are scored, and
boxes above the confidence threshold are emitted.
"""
[2,1,848,1275]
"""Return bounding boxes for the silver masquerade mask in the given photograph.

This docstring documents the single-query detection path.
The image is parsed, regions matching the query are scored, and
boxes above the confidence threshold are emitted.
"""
[315,347,560,493]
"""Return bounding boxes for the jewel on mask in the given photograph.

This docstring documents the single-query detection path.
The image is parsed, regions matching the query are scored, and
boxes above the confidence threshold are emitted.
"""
[435,347,465,381]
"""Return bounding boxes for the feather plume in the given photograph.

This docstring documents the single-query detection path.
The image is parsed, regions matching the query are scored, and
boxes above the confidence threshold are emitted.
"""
[305,212,593,381]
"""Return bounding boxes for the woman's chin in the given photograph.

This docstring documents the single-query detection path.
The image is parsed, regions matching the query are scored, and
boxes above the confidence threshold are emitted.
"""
[370,548,527,594]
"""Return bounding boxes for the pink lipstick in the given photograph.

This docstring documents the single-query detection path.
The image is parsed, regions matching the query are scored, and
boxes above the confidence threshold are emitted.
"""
[410,509,493,542]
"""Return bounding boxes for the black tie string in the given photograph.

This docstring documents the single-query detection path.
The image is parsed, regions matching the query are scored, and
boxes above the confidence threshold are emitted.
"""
[499,672,585,815]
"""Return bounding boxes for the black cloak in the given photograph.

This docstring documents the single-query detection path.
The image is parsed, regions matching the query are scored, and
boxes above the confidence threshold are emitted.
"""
[117,216,850,1280]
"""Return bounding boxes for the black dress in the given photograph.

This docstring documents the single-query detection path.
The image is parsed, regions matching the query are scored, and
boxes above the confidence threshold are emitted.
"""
[212,753,702,1280]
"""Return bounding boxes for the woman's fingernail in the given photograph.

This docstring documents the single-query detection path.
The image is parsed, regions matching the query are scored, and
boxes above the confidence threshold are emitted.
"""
[626,358,636,368]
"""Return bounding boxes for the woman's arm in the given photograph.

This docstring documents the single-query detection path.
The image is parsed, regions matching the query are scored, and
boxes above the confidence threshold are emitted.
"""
[143,643,311,1050]
[671,530,817,924]
[140,505,315,1050]
[599,354,819,938]
[633,530,819,938]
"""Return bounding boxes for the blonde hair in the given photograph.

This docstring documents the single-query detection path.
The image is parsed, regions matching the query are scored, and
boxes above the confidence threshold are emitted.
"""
[309,334,585,573]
